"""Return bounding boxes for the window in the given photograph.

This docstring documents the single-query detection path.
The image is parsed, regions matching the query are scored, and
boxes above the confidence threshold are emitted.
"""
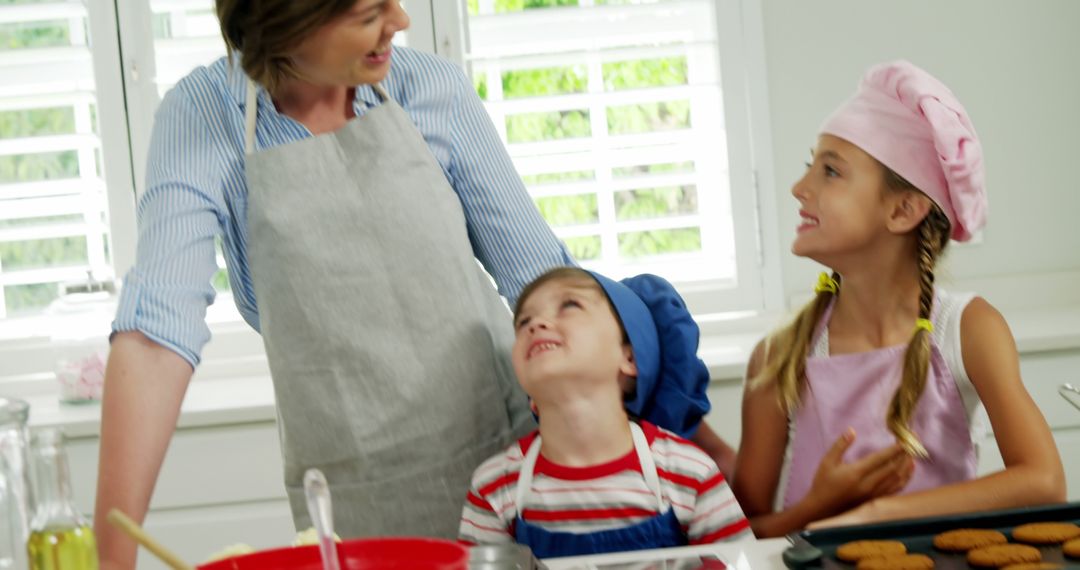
[0,0,774,367]
[452,0,771,313]
[0,0,133,318]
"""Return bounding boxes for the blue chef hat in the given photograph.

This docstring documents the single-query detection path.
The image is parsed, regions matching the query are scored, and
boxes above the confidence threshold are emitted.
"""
[586,271,711,438]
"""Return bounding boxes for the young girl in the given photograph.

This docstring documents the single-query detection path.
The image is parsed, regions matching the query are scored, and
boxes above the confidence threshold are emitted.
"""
[458,268,751,557]
[733,61,1065,538]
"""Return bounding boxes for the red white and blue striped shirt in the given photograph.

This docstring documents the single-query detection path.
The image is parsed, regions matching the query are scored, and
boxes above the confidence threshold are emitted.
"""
[459,421,752,546]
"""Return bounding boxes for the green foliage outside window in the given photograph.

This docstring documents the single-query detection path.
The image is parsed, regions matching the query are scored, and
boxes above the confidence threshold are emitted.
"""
[4,284,60,314]
[615,185,697,221]
[503,66,587,99]
[506,110,591,143]
[607,100,691,135]
[468,0,580,15]
[0,151,80,184]
[468,0,669,14]
[0,108,75,138]
[522,170,595,185]
[0,20,69,49]
[534,194,598,227]
[619,228,700,258]
[1,237,88,271]
[603,57,688,91]
[612,161,693,178]
[564,236,602,260]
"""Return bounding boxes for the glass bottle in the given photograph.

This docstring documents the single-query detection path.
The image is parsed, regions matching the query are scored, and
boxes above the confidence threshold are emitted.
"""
[26,428,98,570]
[0,397,32,570]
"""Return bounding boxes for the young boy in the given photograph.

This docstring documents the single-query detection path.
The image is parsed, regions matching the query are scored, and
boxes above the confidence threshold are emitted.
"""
[458,267,751,558]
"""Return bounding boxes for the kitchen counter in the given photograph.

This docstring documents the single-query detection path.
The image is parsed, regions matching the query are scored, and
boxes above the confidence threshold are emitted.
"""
[542,538,790,569]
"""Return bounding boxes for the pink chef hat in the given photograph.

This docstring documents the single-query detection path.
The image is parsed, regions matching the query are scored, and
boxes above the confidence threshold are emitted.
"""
[821,61,987,242]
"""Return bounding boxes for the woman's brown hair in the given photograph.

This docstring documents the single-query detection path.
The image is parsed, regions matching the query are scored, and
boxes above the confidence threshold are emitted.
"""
[216,0,357,94]
[752,166,951,458]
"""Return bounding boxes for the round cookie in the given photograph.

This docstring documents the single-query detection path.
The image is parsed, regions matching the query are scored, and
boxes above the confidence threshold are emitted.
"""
[933,528,1008,552]
[1064,537,1080,558]
[1002,564,1063,570]
[1012,522,1080,544]
[836,540,908,563]
[967,544,1042,568]
[856,553,935,569]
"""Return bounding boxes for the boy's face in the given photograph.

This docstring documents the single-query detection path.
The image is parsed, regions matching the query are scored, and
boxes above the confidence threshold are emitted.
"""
[511,277,636,401]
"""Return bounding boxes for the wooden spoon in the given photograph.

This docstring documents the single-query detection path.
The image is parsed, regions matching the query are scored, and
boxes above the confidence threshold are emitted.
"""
[106,509,194,570]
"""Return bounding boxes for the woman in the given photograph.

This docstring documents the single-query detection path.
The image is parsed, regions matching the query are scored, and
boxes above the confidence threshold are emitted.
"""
[93,1,575,567]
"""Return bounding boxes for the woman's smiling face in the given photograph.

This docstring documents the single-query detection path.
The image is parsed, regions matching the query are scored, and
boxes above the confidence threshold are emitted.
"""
[288,0,410,87]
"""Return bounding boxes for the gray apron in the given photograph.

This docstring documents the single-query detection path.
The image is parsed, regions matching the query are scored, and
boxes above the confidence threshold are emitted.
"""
[242,79,533,538]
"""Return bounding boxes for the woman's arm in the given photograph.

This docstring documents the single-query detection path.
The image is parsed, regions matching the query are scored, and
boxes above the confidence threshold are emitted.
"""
[736,342,914,537]
[95,333,194,570]
[443,63,575,306]
[812,297,1065,528]
[96,75,229,569]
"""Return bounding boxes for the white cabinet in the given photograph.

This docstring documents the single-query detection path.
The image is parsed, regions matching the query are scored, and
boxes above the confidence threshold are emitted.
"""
[67,422,295,569]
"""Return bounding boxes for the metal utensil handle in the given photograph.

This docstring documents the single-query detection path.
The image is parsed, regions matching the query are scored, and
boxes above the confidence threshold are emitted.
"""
[304,468,342,570]
[1060,383,1080,412]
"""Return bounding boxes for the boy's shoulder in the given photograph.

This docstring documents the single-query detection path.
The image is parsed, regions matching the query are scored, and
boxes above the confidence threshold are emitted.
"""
[642,421,720,479]
[469,430,535,491]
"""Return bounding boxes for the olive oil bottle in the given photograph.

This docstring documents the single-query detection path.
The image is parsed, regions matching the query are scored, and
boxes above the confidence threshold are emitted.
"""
[26,428,98,570]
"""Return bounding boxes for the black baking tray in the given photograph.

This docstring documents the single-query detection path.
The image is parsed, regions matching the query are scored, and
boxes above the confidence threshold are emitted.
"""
[783,502,1080,569]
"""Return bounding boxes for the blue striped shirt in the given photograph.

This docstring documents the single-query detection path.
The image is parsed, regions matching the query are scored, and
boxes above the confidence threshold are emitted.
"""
[113,46,574,368]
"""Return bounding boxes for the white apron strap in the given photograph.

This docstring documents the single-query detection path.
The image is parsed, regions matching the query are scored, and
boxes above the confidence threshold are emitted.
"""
[244,81,391,156]
[515,423,664,515]
[515,435,543,515]
[630,422,664,509]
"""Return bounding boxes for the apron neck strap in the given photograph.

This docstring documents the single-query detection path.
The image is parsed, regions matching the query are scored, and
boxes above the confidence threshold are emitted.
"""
[630,422,663,506]
[243,80,392,156]
[371,82,390,102]
[245,78,258,156]
[515,422,663,515]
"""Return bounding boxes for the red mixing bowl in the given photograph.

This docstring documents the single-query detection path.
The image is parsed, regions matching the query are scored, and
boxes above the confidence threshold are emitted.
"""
[197,537,469,570]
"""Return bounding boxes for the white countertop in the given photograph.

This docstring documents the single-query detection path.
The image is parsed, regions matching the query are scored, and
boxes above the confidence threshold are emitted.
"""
[542,538,789,569]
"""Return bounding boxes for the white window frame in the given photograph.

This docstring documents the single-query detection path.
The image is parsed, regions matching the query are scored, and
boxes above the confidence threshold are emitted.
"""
[0,0,137,306]
[0,0,783,391]
[428,0,784,316]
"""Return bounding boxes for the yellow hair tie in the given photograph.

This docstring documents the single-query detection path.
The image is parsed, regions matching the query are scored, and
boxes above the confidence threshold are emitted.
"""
[915,318,934,333]
[814,272,839,294]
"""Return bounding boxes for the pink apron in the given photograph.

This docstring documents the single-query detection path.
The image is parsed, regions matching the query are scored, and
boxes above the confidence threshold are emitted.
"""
[782,301,976,508]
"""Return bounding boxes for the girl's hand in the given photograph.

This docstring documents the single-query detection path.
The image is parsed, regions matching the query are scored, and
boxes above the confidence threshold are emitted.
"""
[804,428,915,516]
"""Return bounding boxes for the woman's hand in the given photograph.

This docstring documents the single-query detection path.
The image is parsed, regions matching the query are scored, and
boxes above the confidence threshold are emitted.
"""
[802,428,915,517]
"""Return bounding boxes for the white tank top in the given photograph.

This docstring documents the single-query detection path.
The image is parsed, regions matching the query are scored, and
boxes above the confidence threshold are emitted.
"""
[770,289,988,511]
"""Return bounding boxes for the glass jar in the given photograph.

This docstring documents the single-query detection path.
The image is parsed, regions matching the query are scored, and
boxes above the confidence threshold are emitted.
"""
[0,397,32,570]
[47,282,115,404]
[26,428,98,570]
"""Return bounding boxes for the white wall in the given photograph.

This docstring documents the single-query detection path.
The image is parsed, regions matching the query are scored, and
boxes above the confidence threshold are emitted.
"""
[758,0,1080,307]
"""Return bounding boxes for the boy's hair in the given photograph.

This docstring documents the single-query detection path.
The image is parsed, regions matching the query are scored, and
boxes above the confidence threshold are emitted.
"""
[751,166,952,457]
[514,267,630,345]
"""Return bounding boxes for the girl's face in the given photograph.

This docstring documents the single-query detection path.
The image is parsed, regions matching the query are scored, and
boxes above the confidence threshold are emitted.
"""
[511,278,636,401]
[790,135,895,265]
[289,0,409,88]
